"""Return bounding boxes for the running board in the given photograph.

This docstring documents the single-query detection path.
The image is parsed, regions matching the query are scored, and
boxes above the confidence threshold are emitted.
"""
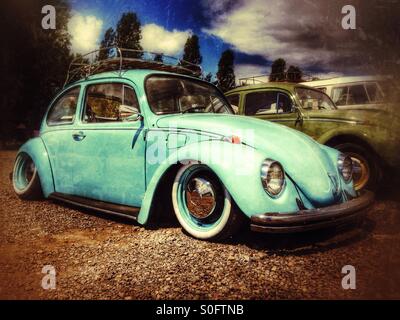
[49,192,139,221]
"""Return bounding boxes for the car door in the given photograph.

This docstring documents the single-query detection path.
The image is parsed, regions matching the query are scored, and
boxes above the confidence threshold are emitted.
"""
[70,80,146,207]
[41,85,82,195]
[242,89,299,130]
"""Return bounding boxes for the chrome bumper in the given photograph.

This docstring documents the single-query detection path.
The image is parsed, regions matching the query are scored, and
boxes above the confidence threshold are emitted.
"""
[250,191,374,233]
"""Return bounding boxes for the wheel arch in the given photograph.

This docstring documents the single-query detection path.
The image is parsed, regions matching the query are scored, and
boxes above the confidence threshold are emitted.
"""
[17,137,55,197]
[323,134,380,161]
[137,140,300,225]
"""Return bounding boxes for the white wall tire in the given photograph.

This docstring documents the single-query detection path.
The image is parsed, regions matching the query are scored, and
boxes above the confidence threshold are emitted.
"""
[172,164,243,241]
[12,153,43,200]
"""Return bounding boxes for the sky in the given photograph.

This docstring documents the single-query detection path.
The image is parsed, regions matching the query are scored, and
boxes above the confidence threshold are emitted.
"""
[67,0,383,82]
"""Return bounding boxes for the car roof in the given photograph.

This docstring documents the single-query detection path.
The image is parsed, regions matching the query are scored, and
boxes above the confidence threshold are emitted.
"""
[64,69,203,89]
[226,82,310,94]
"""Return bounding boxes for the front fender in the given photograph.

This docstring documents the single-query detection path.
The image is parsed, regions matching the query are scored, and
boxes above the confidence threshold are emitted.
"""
[18,137,55,197]
[138,140,301,225]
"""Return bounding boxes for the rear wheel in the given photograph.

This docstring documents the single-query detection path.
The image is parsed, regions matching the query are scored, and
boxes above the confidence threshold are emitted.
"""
[12,153,43,200]
[333,143,380,191]
[172,164,244,241]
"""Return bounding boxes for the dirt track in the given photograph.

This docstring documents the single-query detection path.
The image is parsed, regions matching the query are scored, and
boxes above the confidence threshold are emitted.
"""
[1,150,399,299]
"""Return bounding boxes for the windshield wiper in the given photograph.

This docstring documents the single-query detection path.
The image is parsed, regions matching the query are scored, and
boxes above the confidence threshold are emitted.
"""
[182,106,206,114]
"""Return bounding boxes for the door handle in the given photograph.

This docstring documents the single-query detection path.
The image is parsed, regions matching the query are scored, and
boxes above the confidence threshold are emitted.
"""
[72,131,86,141]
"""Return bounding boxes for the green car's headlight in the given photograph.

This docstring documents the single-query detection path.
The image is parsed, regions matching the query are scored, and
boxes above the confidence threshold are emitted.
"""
[338,154,353,182]
[261,159,285,197]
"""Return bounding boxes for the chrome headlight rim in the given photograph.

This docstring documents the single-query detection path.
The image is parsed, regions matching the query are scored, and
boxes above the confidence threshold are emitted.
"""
[261,159,286,198]
[338,153,353,183]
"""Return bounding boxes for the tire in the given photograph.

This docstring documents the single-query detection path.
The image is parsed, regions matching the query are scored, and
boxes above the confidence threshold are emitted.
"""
[333,142,380,191]
[12,153,43,200]
[172,164,244,241]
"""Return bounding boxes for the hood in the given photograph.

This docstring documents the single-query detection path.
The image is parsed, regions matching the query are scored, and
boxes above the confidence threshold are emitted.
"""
[157,113,341,206]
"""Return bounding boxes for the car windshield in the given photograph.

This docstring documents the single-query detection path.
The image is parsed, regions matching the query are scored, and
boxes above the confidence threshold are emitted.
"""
[146,75,233,115]
[295,87,336,110]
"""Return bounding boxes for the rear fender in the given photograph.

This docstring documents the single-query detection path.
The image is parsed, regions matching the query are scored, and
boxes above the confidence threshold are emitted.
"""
[17,138,55,197]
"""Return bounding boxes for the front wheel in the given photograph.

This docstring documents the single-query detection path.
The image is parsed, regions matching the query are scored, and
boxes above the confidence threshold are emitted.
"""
[12,153,43,200]
[333,143,380,191]
[172,164,244,241]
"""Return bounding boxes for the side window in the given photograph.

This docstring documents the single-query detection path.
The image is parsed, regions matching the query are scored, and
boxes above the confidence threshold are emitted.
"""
[332,86,349,106]
[245,91,278,115]
[365,82,384,103]
[226,94,240,114]
[277,93,294,113]
[244,91,293,115]
[84,83,139,123]
[347,85,369,105]
[47,87,80,125]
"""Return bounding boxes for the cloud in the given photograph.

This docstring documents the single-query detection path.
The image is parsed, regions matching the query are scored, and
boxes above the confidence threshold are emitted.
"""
[141,24,190,56]
[68,13,103,54]
[202,0,359,71]
[235,63,270,84]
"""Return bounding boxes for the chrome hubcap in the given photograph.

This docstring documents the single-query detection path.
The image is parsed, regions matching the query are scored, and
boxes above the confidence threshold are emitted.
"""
[349,154,370,191]
[185,177,216,219]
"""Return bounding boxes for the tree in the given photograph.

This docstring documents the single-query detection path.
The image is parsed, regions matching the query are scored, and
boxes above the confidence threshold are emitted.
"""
[269,58,286,81]
[115,12,143,58]
[153,53,163,62]
[182,34,202,65]
[1,0,73,141]
[203,72,213,83]
[216,50,236,92]
[286,65,303,82]
[98,27,115,60]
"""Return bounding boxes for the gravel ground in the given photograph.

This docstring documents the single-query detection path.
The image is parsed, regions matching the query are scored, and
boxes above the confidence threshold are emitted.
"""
[1,150,400,300]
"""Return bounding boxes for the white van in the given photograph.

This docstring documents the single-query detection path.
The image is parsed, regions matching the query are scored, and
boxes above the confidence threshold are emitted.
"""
[301,76,389,110]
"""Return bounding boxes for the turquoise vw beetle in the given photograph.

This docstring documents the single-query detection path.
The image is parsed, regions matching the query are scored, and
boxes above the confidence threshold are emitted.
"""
[12,49,373,241]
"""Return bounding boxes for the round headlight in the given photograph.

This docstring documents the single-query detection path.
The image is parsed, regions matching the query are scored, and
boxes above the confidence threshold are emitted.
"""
[338,154,353,182]
[261,159,285,196]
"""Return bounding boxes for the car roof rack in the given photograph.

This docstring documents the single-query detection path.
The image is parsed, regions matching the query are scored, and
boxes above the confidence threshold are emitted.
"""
[238,72,315,86]
[64,46,202,87]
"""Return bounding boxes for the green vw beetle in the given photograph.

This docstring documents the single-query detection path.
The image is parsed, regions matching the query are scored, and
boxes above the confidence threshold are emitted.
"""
[226,82,400,191]
[12,49,373,241]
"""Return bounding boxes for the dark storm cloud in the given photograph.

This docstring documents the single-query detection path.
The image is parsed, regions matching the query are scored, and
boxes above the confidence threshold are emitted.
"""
[203,0,400,75]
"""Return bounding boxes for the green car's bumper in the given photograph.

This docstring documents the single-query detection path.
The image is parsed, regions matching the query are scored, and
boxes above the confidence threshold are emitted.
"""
[250,191,374,233]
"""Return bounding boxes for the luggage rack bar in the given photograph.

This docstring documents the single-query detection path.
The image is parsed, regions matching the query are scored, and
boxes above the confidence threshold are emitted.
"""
[238,72,315,86]
[64,46,202,87]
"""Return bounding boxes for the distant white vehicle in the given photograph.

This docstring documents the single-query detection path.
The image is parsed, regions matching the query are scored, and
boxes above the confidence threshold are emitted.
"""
[301,76,391,110]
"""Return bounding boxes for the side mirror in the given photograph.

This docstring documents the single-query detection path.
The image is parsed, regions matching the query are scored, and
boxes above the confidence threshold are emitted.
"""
[119,105,143,121]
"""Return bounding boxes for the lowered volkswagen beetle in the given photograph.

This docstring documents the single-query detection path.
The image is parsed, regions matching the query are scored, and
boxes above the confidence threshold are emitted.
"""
[12,49,374,241]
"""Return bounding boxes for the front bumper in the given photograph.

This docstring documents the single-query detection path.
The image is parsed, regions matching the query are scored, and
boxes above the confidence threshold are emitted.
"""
[250,191,374,233]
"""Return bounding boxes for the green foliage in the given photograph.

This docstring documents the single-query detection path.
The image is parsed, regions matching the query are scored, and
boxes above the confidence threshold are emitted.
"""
[0,0,73,139]
[269,58,286,81]
[203,72,213,83]
[182,35,202,65]
[153,53,163,62]
[216,50,236,92]
[98,28,116,61]
[115,12,143,58]
[286,65,303,82]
